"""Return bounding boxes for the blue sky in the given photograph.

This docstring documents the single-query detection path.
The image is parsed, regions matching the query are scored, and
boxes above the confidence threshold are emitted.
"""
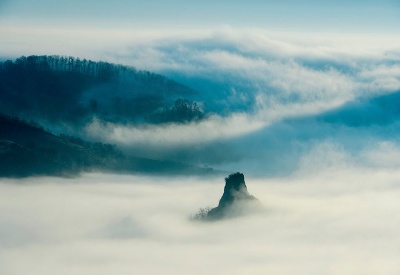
[1,0,399,32]
[1,0,399,61]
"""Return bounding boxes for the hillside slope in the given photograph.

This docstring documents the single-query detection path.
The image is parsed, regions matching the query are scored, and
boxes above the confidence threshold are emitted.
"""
[0,55,205,129]
[0,114,218,177]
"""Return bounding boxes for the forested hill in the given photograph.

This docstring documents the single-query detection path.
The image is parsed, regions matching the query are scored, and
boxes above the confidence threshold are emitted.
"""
[0,114,218,177]
[0,55,205,128]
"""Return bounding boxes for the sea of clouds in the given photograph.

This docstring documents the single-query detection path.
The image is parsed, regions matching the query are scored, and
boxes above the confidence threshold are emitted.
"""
[77,28,400,174]
[1,27,400,274]
[1,146,400,275]
[2,28,400,175]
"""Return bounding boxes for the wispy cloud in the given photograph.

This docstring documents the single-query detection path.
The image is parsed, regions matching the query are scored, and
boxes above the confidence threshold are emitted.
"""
[111,29,399,121]
[2,27,400,174]
[84,113,265,147]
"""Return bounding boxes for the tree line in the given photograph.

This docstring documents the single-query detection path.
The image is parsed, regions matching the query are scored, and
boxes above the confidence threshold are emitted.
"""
[0,55,174,83]
[0,55,204,127]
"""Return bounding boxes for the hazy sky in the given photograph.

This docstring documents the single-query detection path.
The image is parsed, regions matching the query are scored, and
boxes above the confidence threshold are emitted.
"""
[1,0,399,60]
[1,0,399,32]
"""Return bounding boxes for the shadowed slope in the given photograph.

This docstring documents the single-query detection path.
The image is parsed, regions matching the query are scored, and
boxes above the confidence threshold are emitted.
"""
[0,114,221,177]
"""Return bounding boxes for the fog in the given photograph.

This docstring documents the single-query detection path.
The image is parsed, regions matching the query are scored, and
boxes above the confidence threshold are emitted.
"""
[72,29,400,174]
[2,2,400,273]
[1,28,399,175]
[1,145,400,274]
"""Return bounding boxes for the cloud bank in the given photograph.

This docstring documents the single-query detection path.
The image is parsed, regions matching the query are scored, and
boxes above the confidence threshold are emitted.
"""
[1,150,400,275]
[2,27,400,175]
[74,29,400,174]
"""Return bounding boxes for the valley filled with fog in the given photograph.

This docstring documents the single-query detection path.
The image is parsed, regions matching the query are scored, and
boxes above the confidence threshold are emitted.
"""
[1,148,400,275]
[1,1,400,274]
[1,30,400,274]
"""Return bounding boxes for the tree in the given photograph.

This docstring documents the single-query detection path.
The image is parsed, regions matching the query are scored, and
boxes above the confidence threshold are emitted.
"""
[190,206,211,221]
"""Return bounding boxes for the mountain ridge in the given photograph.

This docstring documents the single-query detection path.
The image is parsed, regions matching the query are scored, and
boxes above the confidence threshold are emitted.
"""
[0,55,205,129]
[0,113,221,178]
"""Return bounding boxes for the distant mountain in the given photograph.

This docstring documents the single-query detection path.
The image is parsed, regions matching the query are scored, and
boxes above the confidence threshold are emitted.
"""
[0,114,219,177]
[0,55,205,129]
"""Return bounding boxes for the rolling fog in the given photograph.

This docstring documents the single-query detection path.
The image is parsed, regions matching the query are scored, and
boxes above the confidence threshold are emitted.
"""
[78,30,400,175]
[1,24,400,275]
[1,1,400,274]
[1,144,400,275]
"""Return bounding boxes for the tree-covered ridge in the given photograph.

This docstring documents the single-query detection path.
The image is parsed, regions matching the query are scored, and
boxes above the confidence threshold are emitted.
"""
[0,113,123,177]
[152,98,204,123]
[1,55,180,85]
[0,55,205,127]
[0,113,218,177]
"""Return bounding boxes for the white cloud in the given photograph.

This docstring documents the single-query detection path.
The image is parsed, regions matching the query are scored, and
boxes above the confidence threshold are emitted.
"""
[358,64,400,92]
[1,160,400,275]
[3,26,399,117]
[111,28,400,123]
[3,25,400,176]
[84,113,265,148]
[361,141,400,169]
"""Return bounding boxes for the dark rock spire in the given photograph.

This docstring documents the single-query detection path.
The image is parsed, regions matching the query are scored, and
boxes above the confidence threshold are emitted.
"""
[207,172,260,220]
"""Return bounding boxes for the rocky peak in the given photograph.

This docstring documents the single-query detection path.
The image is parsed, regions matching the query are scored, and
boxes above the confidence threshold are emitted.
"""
[206,172,259,220]
[218,172,254,208]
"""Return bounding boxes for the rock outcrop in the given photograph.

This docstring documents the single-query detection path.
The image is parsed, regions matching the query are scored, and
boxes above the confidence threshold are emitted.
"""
[206,172,261,220]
